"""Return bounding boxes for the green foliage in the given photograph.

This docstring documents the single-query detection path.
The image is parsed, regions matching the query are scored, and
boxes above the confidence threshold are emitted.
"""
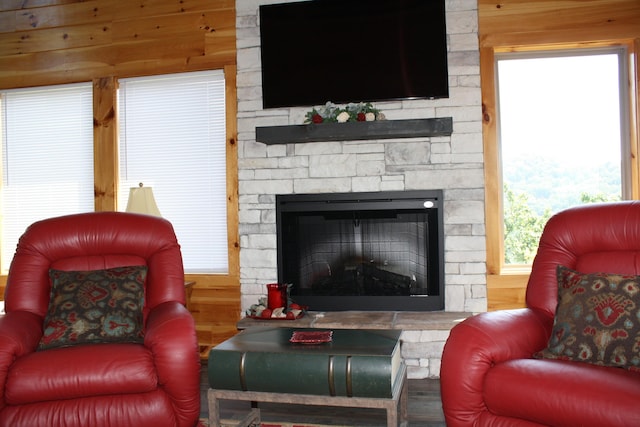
[580,192,620,203]
[503,184,621,265]
[502,155,621,216]
[503,154,622,265]
[503,184,551,264]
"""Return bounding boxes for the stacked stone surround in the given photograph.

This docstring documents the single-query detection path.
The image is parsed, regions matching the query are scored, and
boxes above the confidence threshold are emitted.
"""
[236,0,485,379]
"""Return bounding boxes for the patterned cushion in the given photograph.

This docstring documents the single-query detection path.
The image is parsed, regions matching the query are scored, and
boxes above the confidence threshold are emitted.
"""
[38,266,147,350]
[536,265,640,370]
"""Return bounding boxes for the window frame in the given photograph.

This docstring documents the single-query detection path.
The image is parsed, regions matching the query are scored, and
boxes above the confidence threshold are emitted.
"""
[483,40,640,305]
[0,65,239,289]
[495,46,631,267]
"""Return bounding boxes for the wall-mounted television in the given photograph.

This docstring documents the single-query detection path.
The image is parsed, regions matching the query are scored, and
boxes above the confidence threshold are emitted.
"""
[259,0,449,109]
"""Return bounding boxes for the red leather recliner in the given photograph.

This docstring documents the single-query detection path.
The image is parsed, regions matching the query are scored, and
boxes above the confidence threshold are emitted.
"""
[0,212,200,427]
[441,202,640,426]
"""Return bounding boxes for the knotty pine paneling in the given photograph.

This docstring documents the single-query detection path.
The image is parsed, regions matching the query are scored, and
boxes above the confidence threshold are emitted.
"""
[8,2,111,33]
[1,1,79,14]
[0,0,236,89]
[190,286,241,357]
[0,23,113,56]
[479,0,640,41]
[93,76,117,212]
[486,273,529,311]
[0,0,234,34]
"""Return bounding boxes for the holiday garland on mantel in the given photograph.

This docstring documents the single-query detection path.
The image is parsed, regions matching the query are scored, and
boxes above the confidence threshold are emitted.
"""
[304,102,386,124]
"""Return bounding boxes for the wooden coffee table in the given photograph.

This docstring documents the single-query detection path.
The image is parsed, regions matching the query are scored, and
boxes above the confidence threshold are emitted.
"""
[207,327,407,427]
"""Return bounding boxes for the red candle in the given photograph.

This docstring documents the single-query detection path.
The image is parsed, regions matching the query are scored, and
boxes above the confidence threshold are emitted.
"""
[266,283,287,309]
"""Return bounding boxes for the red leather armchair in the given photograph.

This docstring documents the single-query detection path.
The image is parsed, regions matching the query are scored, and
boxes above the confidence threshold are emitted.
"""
[441,202,640,426]
[0,212,200,426]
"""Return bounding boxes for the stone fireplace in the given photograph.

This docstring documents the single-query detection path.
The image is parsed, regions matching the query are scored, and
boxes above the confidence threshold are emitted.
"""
[235,0,485,378]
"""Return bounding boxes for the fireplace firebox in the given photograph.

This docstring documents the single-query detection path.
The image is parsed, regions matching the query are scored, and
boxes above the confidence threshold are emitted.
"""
[276,190,444,311]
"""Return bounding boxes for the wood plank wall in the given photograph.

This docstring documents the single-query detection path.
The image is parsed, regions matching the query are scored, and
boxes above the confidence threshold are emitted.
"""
[479,0,640,311]
[0,0,240,355]
[0,0,236,87]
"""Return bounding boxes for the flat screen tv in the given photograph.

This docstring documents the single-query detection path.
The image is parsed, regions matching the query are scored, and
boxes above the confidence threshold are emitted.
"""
[259,0,449,109]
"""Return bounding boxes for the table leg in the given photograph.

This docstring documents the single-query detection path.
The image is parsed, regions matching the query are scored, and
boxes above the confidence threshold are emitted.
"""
[389,366,408,427]
[208,388,220,427]
[386,405,398,427]
[399,369,408,423]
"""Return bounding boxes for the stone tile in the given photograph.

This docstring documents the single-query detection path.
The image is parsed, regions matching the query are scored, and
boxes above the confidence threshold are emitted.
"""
[311,311,396,329]
[394,311,471,330]
[237,310,473,331]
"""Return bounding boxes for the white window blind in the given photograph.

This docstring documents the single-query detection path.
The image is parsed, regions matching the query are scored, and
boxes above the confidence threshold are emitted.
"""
[1,83,94,273]
[118,70,228,273]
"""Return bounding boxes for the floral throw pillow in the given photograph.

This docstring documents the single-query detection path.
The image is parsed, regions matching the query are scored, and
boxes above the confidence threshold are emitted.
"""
[536,265,640,370]
[38,265,147,350]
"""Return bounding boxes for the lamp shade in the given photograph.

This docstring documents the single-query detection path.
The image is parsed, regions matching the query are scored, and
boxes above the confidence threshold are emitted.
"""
[126,183,161,217]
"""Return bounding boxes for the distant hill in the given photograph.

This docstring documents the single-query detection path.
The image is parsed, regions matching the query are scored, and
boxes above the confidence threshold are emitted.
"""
[503,154,621,216]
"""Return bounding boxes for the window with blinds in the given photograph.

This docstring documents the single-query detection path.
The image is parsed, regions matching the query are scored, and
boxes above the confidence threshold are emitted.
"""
[0,83,94,273]
[117,70,228,273]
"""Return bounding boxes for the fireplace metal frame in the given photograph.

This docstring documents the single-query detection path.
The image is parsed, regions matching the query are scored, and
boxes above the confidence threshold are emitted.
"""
[276,190,445,311]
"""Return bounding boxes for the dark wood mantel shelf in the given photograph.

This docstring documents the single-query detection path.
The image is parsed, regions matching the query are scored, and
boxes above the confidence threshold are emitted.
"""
[256,117,453,145]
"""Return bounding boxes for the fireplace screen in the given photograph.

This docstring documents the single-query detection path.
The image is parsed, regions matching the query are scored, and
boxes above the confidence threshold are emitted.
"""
[276,190,444,311]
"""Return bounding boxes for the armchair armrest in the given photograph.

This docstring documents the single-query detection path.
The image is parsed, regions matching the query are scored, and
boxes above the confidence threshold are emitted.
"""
[0,311,43,407]
[440,308,552,426]
[144,301,200,425]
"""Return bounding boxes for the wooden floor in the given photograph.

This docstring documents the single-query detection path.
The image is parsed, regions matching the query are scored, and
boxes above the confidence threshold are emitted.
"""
[200,363,446,426]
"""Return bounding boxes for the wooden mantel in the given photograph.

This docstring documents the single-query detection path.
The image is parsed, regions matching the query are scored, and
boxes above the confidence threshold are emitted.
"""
[256,117,453,145]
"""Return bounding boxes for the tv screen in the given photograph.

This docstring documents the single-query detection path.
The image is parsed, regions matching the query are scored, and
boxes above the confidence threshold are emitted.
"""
[259,0,449,109]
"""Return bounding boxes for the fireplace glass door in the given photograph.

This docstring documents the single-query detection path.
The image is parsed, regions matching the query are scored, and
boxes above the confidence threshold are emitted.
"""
[276,190,444,311]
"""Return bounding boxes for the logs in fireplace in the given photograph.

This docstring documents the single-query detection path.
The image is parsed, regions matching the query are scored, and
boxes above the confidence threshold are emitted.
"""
[311,261,416,296]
